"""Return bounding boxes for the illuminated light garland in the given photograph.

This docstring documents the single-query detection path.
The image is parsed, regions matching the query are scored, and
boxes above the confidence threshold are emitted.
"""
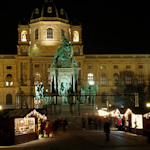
[143,112,150,119]
[124,108,133,117]
[26,109,47,120]
[98,110,109,116]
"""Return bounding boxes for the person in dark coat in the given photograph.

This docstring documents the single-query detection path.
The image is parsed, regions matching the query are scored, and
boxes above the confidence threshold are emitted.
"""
[40,119,46,137]
[104,119,110,141]
[88,116,92,130]
[62,118,68,132]
[82,116,86,130]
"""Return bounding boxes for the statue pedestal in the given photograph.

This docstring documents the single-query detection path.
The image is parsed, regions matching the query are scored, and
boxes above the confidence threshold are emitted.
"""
[48,67,80,94]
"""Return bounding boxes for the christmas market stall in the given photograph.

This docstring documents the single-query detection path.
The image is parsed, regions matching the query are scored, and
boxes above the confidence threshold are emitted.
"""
[108,108,143,133]
[123,108,143,134]
[0,109,47,145]
[109,109,123,130]
[143,112,150,135]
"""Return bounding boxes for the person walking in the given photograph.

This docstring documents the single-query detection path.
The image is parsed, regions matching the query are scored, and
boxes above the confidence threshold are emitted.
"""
[45,121,51,137]
[62,118,68,132]
[104,119,110,141]
[40,119,46,137]
[82,116,86,130]
[88,116,92,130]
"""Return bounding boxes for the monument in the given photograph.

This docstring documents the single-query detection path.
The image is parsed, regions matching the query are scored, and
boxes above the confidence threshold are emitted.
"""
[34,35,98,122]
[48,34,80,105]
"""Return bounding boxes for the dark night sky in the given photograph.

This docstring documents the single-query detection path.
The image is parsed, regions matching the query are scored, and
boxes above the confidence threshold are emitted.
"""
[1,0,150,54]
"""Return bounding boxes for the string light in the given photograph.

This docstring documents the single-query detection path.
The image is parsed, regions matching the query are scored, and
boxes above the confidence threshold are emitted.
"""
[26,109,47,120]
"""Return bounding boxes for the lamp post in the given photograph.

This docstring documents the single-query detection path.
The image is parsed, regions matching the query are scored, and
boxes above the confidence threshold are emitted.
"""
[146,102,150,108]
[0,105,2,110]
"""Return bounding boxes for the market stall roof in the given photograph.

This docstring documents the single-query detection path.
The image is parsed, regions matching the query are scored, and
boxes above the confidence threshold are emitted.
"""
[143,112,150,118]
[0,109,14,117]
[118,107,147,115]
[0,108,47,118]
[4,109,34,118]
[109,109,121,117]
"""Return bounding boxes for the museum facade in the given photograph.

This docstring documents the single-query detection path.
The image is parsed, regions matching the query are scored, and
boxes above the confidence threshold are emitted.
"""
[0,0,150,109]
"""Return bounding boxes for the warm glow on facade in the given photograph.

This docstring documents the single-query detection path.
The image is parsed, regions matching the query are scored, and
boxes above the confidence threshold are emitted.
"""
[87,73,95,85]
[21,30,27,42]
[73,31,79,42]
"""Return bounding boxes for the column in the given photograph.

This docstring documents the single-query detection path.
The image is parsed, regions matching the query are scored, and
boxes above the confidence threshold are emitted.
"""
[73,74,75,93]
[18,62,22,86]
[54,74,56,92]
[50,74,53,93]
[27,62,31,86]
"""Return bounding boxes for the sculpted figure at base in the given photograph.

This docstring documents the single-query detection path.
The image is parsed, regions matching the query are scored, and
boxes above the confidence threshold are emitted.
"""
[80,85,86,104]
[80,83,98,104]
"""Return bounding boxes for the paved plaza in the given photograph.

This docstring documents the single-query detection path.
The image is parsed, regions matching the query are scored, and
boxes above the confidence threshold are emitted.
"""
[0,129,150,150]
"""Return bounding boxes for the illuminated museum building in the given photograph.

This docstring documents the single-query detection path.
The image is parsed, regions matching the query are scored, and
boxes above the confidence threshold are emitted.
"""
[0,0,150,109]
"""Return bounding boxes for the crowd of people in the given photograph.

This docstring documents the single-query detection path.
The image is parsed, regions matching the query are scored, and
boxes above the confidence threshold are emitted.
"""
[82,116,111,141]
[40,118,68,138]
[39,116,112,141]
[81,116,105,131]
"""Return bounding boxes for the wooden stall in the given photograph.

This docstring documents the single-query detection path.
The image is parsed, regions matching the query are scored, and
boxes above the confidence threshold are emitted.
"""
[0,109,47,145]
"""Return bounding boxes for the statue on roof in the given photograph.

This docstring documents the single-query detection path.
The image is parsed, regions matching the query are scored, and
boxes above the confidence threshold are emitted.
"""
[50,34,73,68]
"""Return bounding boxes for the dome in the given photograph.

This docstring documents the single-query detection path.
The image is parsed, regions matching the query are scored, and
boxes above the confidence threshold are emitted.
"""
[31,0,68,22]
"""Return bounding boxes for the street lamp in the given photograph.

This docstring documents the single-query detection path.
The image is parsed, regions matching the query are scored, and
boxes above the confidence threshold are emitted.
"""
[146,102,150,108]
[0,105,2,110]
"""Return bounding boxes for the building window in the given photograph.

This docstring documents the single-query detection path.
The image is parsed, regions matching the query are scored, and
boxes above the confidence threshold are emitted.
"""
[87,73,95,85]
[21,30,27,42]
[113,73,119,85]
[126,65,131,69]
[34,72,41,85]
[35,29,38,40]
[100,65,106,69]
[100,74,107,85]
[35,64,40,68]
[6,74,13,86]
[6,94,12,105]
[125,75,132,85]
[138,73,144,84]
[7,66,12,69]
[47,28,53,39]
[87,65,93,69]
[73,31,79,42]
[114,65,118,69]
[101,93,107,103]
[138,65,143,69]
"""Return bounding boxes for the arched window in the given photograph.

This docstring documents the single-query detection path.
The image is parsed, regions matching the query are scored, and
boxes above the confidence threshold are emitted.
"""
[47,28,53,39]
[87,73,95,85]
[125,75,132,85]
[21,30,27,42]
[34,72,42,85]
[113,73,119,85]
[138,73,144,84]
[73,31,79,42]
[100,74,107,85]
[6,74,13,86]
[6,94,12,105]
[35,29,38,40]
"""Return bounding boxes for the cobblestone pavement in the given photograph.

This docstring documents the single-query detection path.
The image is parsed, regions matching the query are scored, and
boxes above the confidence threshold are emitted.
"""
[0,130,150,150]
